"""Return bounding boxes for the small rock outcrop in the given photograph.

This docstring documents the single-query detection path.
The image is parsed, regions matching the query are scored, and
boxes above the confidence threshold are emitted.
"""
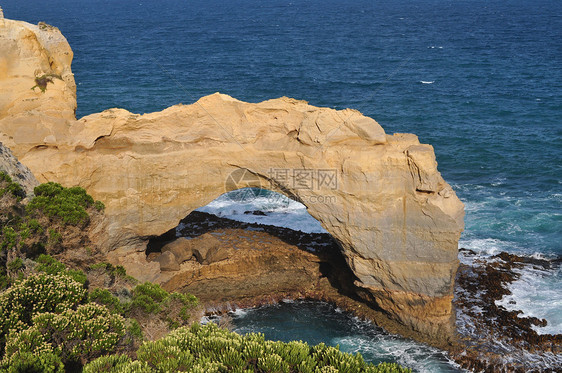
[0,17,464,343]
[156,251,180,272]
[0,141,38,197]
[161,237,195,263]
[156,234,231,269]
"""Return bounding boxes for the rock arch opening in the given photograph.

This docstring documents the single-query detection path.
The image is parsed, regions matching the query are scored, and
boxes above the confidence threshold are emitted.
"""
[145,188,362,310]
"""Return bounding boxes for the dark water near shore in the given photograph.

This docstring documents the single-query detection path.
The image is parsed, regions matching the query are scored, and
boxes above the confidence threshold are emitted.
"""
[3,0,561,369]
[229,300,462,372]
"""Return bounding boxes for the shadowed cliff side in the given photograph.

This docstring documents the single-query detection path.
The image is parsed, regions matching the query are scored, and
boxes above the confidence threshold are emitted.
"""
[0,17,464,345]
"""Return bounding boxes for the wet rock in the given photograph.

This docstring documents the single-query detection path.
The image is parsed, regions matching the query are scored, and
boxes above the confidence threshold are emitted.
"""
[452,250,562,371]
[244,210,267,216]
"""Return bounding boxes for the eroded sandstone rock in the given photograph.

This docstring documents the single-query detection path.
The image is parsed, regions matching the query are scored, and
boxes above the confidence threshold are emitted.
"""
[191,234,223,264]
[0,17,464,343]
[0,18,76,144]
[157,251,180,272]
[161,237,194,263]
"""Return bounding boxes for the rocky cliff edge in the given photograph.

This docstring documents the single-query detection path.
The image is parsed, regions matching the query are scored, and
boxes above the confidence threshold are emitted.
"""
[0,17,464,344]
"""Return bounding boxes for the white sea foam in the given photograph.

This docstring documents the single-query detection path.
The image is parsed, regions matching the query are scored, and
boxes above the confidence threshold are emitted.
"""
[231,308,249,318]
[332,335,464,373]
[460,238,562,335]
[420,80,434,84]
[496,263,562,335]
[196,190,327,233]
[458,237,512,262]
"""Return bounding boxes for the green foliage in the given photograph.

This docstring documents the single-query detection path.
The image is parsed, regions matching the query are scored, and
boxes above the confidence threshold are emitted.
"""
[35,254,87,285]
[0,327,64,372]
[48,228,62,246]
[1,328,65,372]
[0,273,86,341]
[89,288,125,314]
[129,282,169,314]
[84,323,411,373]
[125,319,143,342]
[17,219,43,241]
[7,258,23,272]
[31,303,125,363]
[0,272,7,291]
[83,354,152,373]
[1,219,44,253]
[94,200,106,211]
[0,304,124,370]
[27,182,102,225]
[127,282,198,331]
[0,227,17,251]
[90,262,132,281]
[0,172,25,200]
[31,73,61,93]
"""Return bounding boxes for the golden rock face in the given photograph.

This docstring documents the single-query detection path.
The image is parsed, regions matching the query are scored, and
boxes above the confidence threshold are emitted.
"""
[0,17,464,343]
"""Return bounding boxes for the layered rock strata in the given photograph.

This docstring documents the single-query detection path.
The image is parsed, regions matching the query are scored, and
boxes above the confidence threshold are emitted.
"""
[0,18,464,342]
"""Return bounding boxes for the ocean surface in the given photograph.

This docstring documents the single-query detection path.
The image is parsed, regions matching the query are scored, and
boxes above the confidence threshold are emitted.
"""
[3,0,561,371]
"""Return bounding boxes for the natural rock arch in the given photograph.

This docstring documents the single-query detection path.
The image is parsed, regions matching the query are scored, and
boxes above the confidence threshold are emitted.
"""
[0,18,464,344]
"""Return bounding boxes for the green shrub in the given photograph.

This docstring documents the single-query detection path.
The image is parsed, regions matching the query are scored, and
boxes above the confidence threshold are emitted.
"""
[35,254,87,285]
[83,354,152,373]
[0,327,64,372]
[48,228,62,246]
[1,226,17,251]
[0,172,25,200]
[125,318,143,342]
[27,182,100,225]
[94,200,106,211]
[126,283,198,331]
[84,323,411,373]
[0,273,86,340]
[136,339,195,371]
[90,262,132,281]
[7,258,24,271]
[0,272,8,291]
[31,303,125,363]
[128,282,169,314]
[89,288,125,314]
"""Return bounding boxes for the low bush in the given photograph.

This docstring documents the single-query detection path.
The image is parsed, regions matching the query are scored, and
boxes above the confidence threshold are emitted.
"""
[89,288,125,314]
[26,182,102,226]
[84,323,412,373]
[35,254,87,285]
[127,282,198,330]
[0,273,86,342]
[0,172,25,200]
[31,303,125,363]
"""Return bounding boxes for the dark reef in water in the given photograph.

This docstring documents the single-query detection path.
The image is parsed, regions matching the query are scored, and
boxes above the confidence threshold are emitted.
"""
[452,249,562,372]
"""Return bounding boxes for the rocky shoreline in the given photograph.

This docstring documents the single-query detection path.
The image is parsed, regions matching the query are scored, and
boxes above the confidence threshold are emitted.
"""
[451,249,561,372]
[155,212,561,372]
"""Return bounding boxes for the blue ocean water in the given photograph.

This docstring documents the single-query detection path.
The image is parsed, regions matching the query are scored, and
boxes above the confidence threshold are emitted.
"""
[3,0,561,369]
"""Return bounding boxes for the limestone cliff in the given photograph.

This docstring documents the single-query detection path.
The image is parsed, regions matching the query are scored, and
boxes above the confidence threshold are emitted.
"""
[0,17,464,342]
[0,17,76,147]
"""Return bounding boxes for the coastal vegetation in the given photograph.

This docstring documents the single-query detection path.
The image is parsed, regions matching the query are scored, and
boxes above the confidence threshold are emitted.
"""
[0,173,410,372]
